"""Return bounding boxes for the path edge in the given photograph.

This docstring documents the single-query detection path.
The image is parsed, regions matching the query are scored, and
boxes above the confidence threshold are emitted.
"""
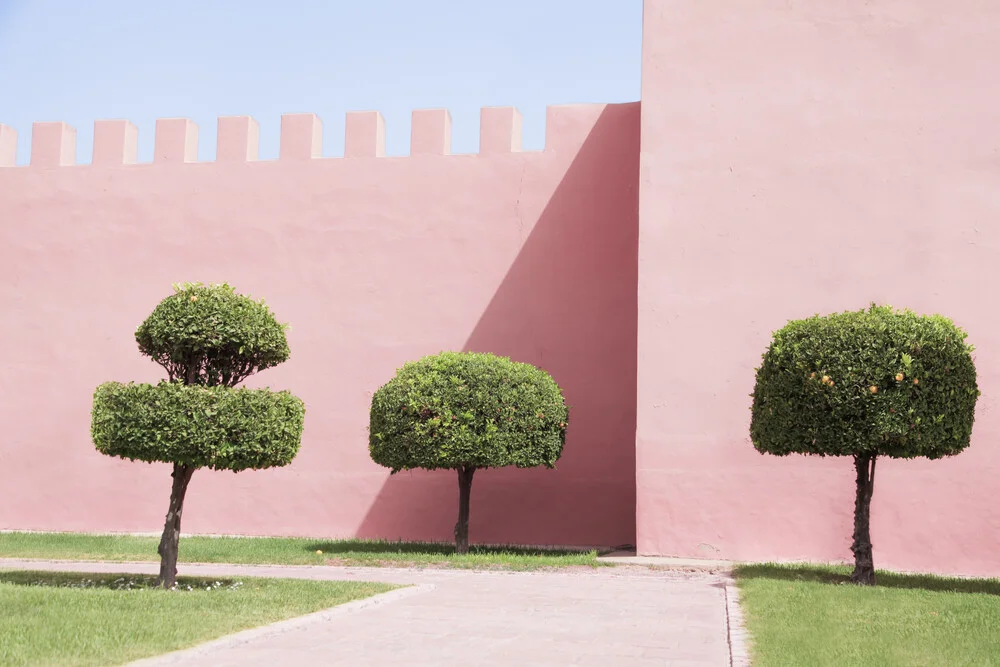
[723,576,751,667]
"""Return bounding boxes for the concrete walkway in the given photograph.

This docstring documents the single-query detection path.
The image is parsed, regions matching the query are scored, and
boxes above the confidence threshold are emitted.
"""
[0,559,746,666]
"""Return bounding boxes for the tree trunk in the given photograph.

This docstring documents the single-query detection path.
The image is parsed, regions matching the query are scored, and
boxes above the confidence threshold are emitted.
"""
[454,466,476,555]
[850,453,877,586]
[157,463,195,589]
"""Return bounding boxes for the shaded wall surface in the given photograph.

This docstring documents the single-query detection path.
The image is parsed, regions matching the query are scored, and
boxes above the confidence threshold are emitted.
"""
[637,0,1000,575]
[0,104,639,547]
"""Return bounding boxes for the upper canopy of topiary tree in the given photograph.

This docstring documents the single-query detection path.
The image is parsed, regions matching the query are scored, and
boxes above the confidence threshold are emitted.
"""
[135,282,290,388]
[369,351,569,473]
[750,305,978,461]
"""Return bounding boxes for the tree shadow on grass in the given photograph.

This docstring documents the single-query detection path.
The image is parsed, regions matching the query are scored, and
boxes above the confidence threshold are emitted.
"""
[0,571,239,590]
[735,563,1000,596]
[303,540,598,557]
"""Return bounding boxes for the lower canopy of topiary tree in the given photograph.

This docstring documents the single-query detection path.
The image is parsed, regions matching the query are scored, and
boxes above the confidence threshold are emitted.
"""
[92,381,305,587]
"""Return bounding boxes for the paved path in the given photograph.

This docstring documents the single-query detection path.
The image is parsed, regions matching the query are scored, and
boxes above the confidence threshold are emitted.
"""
[0,559,741,666]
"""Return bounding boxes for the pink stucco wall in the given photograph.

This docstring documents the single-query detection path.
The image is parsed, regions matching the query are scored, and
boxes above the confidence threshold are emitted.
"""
[0,103,639,548]
[637,0,1000,575]
[4,0,998,576]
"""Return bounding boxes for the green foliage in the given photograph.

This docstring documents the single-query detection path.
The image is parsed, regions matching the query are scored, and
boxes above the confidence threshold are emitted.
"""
[369,352,569,473]
[135,283,290,387]
[751,305,979,459]
[92,381,305,472]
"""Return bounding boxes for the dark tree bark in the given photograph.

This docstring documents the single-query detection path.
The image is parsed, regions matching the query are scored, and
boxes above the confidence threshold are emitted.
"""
[157,463,195,589]
[454,466,476,555]
[850,453,877,586]
[186,358,199,386]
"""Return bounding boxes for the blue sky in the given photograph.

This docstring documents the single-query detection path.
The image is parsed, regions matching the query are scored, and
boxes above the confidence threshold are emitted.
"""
[0,0,641,163]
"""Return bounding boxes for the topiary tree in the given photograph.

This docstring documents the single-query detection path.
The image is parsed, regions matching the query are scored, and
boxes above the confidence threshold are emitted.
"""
[750,305,978,585]
[91,283,305,588]
[369,352,569,554]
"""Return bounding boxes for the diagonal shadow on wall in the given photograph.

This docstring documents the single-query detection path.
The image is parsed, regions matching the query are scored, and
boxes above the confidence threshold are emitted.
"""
[355,104,640,548]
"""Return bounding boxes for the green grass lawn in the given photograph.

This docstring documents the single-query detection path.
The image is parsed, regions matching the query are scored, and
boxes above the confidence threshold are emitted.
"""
[0,532,605,570]
[735,564,1000,667]
[0,570,393,667]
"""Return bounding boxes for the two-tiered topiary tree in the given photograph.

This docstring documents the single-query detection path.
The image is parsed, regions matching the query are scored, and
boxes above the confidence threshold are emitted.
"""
[368,352,569,554]
[91,283,305,588]
[750,305,979,585]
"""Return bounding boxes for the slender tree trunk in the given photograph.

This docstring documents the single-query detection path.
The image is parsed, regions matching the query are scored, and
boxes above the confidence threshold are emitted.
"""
[454,466,476,555]
[157,463,195,589]
[850,453,877,586]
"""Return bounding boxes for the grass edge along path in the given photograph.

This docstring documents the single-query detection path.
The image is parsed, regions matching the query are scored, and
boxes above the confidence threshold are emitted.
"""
[0,570,395,667]
[734,563,1000,667]
[0,531,608,570]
